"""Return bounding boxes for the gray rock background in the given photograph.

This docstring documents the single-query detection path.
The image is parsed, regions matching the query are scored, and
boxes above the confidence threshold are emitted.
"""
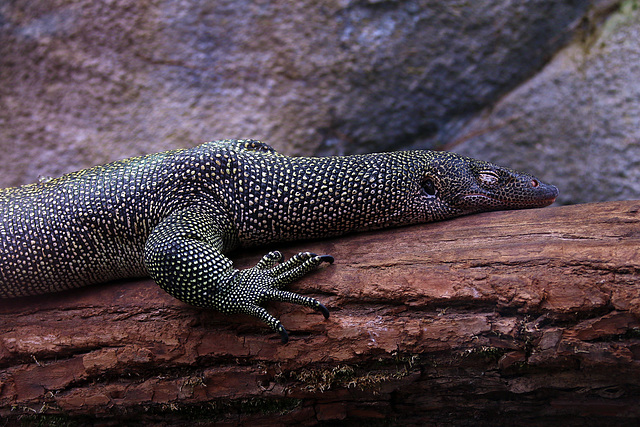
[0,0,637,205]
[452,0,640,205]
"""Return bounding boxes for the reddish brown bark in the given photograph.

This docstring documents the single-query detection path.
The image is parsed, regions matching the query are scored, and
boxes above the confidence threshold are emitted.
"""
[1,201,639,425]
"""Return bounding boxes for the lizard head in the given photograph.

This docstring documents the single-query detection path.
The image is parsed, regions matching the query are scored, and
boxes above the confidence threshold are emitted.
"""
[408,151,559,220]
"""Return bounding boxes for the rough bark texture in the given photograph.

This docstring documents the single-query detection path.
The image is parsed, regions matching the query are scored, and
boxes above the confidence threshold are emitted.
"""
[1,200,639,425]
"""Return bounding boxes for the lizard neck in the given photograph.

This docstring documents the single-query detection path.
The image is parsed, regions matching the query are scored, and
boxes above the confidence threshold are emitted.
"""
[231,153,440,246]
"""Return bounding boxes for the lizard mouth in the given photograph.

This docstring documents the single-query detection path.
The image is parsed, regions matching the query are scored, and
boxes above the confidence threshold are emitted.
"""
[459,185,559,209]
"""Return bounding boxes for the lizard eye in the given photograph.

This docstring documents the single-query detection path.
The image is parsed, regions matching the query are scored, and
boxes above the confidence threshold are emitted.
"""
[478,171,499,186]
[421,178,437,198]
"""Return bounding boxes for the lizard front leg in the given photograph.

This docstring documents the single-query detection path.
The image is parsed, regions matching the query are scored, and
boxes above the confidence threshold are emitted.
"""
[143,207,331,343]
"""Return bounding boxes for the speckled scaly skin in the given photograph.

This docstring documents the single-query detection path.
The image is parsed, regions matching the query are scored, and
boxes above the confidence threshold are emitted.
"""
[0,139,558,342]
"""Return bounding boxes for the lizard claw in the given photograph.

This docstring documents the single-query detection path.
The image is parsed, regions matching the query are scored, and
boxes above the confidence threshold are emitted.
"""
[316,301,330,319]
[278,324,289,344]
[318,255,334,264]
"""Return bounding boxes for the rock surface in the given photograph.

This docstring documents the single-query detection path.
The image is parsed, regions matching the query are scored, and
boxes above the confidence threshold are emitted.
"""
[453,0,640,205]
[1,0,590,188]
[1,200,639,425]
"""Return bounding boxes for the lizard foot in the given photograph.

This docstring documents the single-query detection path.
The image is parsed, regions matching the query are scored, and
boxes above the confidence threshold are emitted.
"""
[223,251,333,343]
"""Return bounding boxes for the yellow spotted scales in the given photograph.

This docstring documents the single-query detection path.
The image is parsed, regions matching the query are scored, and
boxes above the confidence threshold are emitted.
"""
[0,140,558,342]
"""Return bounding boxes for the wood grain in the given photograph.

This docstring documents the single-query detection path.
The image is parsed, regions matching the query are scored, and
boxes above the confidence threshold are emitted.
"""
[1,200,639,425]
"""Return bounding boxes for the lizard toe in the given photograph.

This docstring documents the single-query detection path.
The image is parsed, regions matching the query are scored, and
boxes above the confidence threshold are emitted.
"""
[255,251,284,270]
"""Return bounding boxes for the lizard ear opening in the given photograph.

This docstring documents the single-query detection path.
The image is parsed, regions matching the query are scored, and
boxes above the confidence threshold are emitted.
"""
[421,178,438,198]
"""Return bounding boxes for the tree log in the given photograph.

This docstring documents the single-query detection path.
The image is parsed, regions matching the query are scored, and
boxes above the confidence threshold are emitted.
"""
[1,200,639,425]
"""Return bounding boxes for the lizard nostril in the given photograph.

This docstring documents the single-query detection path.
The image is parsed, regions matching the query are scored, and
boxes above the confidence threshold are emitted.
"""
[531,179,539,188]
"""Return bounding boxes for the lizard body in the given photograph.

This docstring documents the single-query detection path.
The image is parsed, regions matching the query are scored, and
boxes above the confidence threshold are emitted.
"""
[0,140,558,341]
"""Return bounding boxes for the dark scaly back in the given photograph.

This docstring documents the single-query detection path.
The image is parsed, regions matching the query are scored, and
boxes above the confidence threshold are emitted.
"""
[0,151,179,297]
